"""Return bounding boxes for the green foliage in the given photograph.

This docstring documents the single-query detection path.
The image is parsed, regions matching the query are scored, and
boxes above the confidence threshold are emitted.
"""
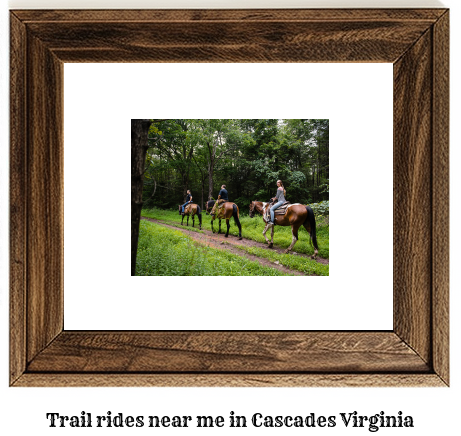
[136,220,288,276]
[319,180,329,194]
[253,160,280,185]
[149,124,163,136]
[309,200,329,216]
[308,201,329,226]
[142,119,329,209]
[286,171,308,203]
[288,171,306,187]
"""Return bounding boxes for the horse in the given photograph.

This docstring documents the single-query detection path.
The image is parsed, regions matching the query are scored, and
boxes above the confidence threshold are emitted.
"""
[249,201,318,258]
[178,203,202,230]
[205,200,242,240]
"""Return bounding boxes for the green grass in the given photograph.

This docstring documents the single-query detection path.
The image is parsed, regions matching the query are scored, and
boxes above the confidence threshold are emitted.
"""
[233,244,329,276]
[136,220,290,276]
[142,207,329,259]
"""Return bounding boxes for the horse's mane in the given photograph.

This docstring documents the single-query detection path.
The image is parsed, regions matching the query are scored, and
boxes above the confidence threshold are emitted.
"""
[207,200,216,207]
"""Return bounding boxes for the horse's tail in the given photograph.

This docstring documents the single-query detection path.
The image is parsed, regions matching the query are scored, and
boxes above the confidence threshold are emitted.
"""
[304,205,319,250]
[233,204,242,238]
[205,200,214,215]
[232,204,241,227]
[197,205,202,226]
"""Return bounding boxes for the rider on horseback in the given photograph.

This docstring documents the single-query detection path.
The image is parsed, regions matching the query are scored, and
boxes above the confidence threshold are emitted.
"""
[180,190,192,215]
[211,184,228,217]
[268,180,286,225]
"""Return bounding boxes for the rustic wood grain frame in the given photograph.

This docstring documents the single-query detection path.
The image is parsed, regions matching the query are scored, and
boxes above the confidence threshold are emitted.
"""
[10,9,449,387]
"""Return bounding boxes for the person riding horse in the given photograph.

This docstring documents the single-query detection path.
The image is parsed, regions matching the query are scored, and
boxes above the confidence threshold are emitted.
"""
[180,190,192,215]
[211,184,228,217]
[268,180,286,225]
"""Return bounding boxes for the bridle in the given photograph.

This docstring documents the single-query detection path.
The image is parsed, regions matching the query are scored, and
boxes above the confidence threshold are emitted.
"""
[249,201,260,218]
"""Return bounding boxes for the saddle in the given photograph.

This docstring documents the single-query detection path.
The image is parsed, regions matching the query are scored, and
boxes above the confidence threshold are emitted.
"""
[263,201,299,221]
[216,199,228,212]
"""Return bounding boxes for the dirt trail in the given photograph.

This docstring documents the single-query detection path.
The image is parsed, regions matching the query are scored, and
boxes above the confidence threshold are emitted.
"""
[141,217,328,276]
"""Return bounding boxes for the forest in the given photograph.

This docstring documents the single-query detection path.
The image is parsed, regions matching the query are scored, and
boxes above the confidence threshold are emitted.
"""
[142,119,329,211]
[132,119,329,276]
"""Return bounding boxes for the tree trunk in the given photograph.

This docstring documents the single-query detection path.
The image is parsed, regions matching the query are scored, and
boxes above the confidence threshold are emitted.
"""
[208,163,214,200]
[201,175,205,210]
[131,119,151,276]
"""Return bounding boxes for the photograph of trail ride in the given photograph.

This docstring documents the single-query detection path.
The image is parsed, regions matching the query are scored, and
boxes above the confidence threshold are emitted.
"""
[131,119,329,276]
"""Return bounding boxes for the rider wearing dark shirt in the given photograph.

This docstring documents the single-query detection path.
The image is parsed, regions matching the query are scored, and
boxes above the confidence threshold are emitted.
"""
[217,187,228,201]
[181,190,192,214]
[211,184,228,216]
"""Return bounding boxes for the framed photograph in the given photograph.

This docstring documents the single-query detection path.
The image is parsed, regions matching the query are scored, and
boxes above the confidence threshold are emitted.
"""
[10,9,449,386]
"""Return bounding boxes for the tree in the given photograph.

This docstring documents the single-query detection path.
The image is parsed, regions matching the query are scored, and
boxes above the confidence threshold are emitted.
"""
[190,119,242,200]
[148,120,195,196]
[131,119,152,276]
[131,119,169,276]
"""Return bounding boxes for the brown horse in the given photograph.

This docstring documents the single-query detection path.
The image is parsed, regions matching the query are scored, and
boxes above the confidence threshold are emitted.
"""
[249,201,318,258]
[205,200,242,239]
[178,203,202,229]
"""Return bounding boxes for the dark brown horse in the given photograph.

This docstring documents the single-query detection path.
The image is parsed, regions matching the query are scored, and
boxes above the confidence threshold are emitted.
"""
[205,200,242,239]
[249,201,318,258]
[178,203,202,229]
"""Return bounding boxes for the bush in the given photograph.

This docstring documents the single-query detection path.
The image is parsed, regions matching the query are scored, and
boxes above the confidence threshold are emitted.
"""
[309,200,329,216]
[308,200,329,226]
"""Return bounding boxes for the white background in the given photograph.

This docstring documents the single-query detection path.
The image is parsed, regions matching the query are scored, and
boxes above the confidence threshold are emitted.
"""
[1,0,459,435]
[63,63,392,331]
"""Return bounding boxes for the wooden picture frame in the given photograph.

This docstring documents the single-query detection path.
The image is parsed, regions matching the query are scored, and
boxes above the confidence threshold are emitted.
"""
[10,9,449,387]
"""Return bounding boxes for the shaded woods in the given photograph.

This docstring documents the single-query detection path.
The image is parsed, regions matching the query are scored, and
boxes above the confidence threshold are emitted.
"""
[143,119,329,210]
[131,119,329,275]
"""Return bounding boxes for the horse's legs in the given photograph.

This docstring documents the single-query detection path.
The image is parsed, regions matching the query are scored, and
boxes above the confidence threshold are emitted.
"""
[181,215,184,226]
[211,218,214,233]
[284,224,300,254]
[186,215,189,226]
[262,223,272,247]
[218,219,222,234]
[270,225,275,247]
[192,215,195,227]
[225,219,230,237]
